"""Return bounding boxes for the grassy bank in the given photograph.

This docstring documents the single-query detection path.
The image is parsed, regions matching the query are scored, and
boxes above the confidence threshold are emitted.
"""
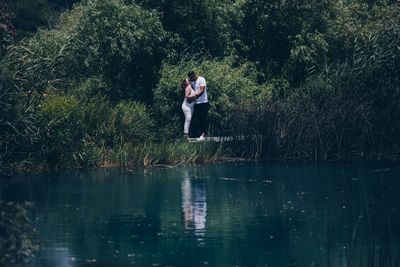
[99,141,233,169]
[1,0,400,175]
[1,141,238,176]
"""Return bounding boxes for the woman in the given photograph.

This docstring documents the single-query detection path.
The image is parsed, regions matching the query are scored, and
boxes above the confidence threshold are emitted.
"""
[181,79,197,139]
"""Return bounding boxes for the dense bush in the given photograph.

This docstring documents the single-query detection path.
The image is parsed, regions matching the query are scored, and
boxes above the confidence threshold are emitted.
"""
[154,58,267,138]
[108,100,155,144]
[3,1,399,265]
[72,76,109,101]
[38,94,85,166]
[239,0,334,82]
[0,65,39,173]
[36,93,155,167]
[0,0,399,172]
[5,29,68,96]
[5,0,171,102]
[249,4,400,160]
[61,0,170,102]
[6,0,80,39]
[137,0,242,58]
[80,94,112,137]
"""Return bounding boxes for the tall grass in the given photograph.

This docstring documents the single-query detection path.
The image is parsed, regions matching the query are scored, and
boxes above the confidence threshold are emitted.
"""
[227,14,400,161]
[1,0,400,173]
[96,141,232,169]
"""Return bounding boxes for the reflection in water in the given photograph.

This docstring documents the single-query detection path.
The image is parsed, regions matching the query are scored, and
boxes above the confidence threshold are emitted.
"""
[2,164,400,266]
[27,247,75,267]
[181,171,207,237]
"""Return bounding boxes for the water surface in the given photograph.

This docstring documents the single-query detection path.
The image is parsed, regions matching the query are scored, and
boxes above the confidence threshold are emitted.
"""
[1,162,400,267]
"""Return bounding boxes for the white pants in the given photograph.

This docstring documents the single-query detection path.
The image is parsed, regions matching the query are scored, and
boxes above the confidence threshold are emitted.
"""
[182,101,194,134]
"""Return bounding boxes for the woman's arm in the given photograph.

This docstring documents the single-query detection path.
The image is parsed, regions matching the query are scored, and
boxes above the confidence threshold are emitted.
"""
[185,85,196,102]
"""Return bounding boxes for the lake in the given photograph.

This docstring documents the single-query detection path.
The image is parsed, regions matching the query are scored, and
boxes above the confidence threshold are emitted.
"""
[1,162,400,267]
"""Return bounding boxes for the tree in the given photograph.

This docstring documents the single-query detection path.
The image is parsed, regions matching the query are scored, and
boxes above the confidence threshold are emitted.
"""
[6,0,171,103]
[5,0,80,39]
[239,0,334,84]
[137,0,242,58]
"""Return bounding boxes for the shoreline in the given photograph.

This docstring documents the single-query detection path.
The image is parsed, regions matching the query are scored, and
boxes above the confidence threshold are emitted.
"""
[1,147,399,179]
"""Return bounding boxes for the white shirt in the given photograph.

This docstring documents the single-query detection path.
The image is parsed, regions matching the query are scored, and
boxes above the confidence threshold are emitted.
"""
[191,76,208,104]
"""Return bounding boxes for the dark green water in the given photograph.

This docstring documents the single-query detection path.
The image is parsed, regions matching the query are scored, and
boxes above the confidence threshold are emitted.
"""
[1,162,400,267]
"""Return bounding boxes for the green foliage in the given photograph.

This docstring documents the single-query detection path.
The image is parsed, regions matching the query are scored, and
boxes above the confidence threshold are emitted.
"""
[266,78,291,100]
[0,202,39,267]
[108,100,155,144]
[137,0,242,58]
[72,76,109,101]
[81,96,155,145]
[239,0,335,81]
[80,94,113,137]
[284,32,329,84]
[109,141,230,168]
[38,94,85,166]
[6,29,72,95]
[154,58,265,137]
[61,0,169,101]
[251,4,400,160]
[0,65,39,173]
[7,0,57,35]
[35,93,156,167]
[6,0,80,39]
[39,94,80,122]
[1,0,400,170]
[6,0,170,102]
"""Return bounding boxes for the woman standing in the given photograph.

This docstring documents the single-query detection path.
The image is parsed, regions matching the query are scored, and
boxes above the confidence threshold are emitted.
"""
[181,79,196,139]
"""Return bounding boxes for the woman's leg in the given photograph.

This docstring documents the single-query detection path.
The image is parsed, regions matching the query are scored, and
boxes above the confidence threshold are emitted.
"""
[182,104,193,135]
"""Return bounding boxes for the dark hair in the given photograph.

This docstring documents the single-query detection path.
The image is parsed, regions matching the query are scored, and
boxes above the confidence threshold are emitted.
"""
[187,71,196,77]
[181,79,188,89]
